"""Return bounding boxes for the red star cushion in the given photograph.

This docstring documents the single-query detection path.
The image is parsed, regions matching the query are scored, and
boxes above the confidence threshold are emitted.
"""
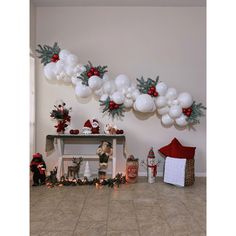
[158,138,196,159]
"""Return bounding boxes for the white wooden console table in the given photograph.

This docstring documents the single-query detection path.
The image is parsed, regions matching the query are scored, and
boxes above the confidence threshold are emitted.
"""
[45,134,127,179]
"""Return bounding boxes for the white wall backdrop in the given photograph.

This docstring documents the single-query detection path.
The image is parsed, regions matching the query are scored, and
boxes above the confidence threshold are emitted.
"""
[35,6,206,175]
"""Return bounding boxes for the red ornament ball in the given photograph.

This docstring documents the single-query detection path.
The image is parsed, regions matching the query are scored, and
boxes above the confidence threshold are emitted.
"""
[150,86,156,92]
[148,90,153,96]
[87,72,93,77]
[93,70,100,76]
[153,92,158,97]
[114,104,119,109]
[70,130,74,134]
[90,67,95,73]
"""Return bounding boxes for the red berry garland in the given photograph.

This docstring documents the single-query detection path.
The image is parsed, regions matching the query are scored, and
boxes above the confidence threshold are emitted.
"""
[51,54,60,62]
[137,77,159,97]
[182,107,192,117]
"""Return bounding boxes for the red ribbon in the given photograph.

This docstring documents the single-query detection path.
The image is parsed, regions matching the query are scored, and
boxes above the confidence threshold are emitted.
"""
[148,165,157,177]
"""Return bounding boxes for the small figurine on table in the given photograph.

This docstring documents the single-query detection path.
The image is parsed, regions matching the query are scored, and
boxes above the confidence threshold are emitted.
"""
[91,119,100,134]
[96,141,113,179]
[30,153,46,186]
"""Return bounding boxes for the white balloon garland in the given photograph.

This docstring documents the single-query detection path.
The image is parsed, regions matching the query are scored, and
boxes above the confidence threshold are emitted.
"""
[36,43,206,127]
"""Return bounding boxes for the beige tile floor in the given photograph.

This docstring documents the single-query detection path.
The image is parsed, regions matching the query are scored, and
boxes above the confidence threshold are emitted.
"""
[30,177,206,236]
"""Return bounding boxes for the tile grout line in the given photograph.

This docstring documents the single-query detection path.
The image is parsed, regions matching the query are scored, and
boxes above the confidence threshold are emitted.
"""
[71,188,90,236]
[132,199,142,236]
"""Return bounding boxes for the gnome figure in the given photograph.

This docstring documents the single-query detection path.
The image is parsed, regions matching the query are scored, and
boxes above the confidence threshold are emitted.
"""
[147,147,157,184]
[91,119,100,134]
[82,120,92,134]
[30,153,46,186]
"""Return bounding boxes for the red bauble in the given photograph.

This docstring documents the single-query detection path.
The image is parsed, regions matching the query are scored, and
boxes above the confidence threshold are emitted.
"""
[93,70,100,76]
[114,104,119,109]
[119,130,124,134]
[90,67,95,73]
[153,92,158,97]
[116,130,120,134]
[70,129,74,134]
[51,54,59,62]
[148,90,153,96]
[109,101,115,106]
[150,86,156,92]
[87,72,93,77]
[74,129,79,134]
[187,108,192,112]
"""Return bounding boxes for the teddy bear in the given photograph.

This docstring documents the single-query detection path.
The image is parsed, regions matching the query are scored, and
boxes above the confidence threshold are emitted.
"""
[30,153,46,186]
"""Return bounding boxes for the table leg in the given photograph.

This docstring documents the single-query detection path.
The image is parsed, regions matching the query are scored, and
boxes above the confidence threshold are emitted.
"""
[54,138,64,180]
[112,138,117,178]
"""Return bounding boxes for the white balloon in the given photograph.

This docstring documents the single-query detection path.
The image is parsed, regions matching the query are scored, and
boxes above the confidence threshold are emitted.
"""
[112,91,125,104]
[120,87,128,95]
[161,114,174,126]
[88,75,103,90]
[155,96,167,108]
[175,114,188,126]
[169,105,182,118]
[75,83,92,98]
[100,94,109,101]
[177,92,193,108]
[124,98,133,108]
[102,73,109,82]
[64,65,75,77]
[172,99,179,105]
[126,93,132,99]
[134,94,156,113]
[156,82,168,96]
[44,62,56,80]
[166,88,178,100]
[103,80,116,94]
[74,64,86,74]
[59,49,71,61]
[66,54,78,66]
[71,75,80,85]
[54,60,65,75]
[94,87,104,97]
[63,75,71,83]
[131,89,141,100]
[157,106,169,115]
[115,74,131,89]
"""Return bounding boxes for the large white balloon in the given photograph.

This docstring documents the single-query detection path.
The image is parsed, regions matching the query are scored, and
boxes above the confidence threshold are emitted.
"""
[75,83,92,98]
[66,54,78,66]
[155,96,167,108]
[124,98,133,108]
[103,80,116,94]
[112,91,125,104]
[44,62,56,80]
[88,75,103,90]
[59,49,71,61]
[161,114,174,126]
[175,114,188,127]
[157,106,169,115]
[100,94,109,101]
[165,88,178,100]
[115,74,131,89]
[156,82,168,96]
[177,92,193,108]
[134,94,156,113]
[168,105,182,118]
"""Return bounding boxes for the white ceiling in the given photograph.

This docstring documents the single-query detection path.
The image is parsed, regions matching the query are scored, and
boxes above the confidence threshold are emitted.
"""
[31,0,206,7]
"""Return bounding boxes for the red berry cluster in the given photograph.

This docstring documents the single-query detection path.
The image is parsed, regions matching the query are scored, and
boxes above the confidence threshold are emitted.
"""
[70,129,80,134]
[51,54,60,62]
[109,101,120,110]
[87,67,100,78]
[147,86,158,97]
[116,129,124,134]
[182,107,192,117]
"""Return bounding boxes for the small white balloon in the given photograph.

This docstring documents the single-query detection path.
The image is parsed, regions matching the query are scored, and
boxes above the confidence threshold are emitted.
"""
[126,93,132,99]
[103,80,116,94]
[88,75,103,90]
[166,88,178,100]
[54,60,65,75]
[157,106,169,115]
[74,64,86,74]
[71,75,80,85]
[64,65,75,77]
[44,62,56,80]
[161,114,174,126]
[94,87,104,97]
[172,99,179,105]
[177,92,193,108]
[155,96,167,108]
[134,94,156,113]
[100,94,109,101]
[115,74,131,89]
[124,98,133,108]
[131,89,141,100]
[156,82,168,96]
[175,114,188,127]
[112,91,125,104]
[66,54,78,66]
[169,105,182,118]
[102,73,109,82]
[75,83,92,98]
[59,49,71,61]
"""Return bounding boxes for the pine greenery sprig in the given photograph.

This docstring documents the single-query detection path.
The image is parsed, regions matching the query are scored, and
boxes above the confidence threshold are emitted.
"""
[136,76,159,94]
[78,61,108,86]
[187,101,206,125]
[36,42,61,65]
[99,96,125,119]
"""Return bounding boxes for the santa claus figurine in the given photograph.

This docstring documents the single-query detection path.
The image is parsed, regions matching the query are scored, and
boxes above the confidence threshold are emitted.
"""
[30,153,46,186]
[82,120,92,134]
[91,119,100,134]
